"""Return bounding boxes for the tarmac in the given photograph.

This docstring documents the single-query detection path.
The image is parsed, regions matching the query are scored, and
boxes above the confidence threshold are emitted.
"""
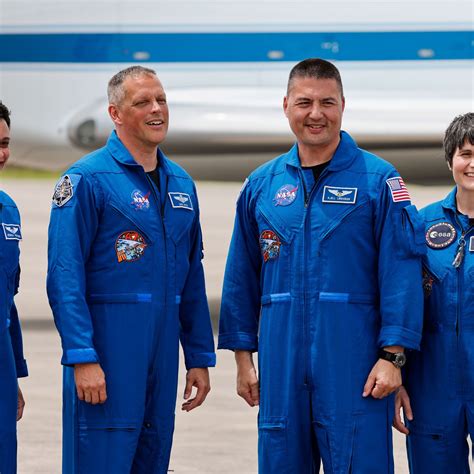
[0,177,471,473]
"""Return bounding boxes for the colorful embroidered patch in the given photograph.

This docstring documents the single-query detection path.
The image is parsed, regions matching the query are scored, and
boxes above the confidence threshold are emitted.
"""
[52,175,74,207]
[259,230,281,262]
[425,222,456,249]
[2,223,22,240]
[168,192,193,210]
[273,184,298,206]
[130,189,150,211]
[386,177,411,203]
[322,186,358,204]
[470,236,474,252]
[115,231,147,263]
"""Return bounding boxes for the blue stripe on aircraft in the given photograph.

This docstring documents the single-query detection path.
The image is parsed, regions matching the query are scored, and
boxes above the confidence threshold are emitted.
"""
[0,31,472,63]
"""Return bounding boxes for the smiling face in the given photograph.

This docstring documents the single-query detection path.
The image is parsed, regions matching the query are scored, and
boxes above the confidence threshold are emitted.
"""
[452,140,474,194]
[283,76,345,156]
[109,73,169,152]
[0,119,11,170]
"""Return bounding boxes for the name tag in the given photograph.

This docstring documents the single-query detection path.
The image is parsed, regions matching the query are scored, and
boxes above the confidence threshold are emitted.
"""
[168,192,193,210]
[322,186,358,204]
[470,236,474,252]
[2,223,22,240]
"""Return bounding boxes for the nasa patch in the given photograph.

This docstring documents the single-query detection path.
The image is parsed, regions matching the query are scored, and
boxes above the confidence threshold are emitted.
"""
[259,230,281,262]
[168,192,193,211]
[2,223,22,240]
[273,184,298,206]
[115,231,147,263]
[130,189,150,211]
[322,186,358,204]
[52,175,74,207]
[425,222,456,249]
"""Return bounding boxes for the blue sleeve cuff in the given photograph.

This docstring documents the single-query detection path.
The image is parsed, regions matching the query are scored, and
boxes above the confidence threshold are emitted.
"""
[378,325,421,351]
[15,358,28,378]
[217,332,258,352]
[184,352,216,370]
[61,348,99,366]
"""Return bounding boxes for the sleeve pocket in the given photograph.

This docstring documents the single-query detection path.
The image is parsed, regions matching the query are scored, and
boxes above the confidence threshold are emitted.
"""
[395,205,426,258]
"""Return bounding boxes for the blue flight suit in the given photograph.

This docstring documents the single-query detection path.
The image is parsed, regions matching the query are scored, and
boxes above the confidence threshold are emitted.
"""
[47,132,215,474]
[219,131,424,474]
[0,191,28,474]
[404,188,474,473]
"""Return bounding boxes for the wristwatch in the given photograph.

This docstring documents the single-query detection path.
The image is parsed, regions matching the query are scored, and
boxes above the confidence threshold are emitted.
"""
[378,349,406,368]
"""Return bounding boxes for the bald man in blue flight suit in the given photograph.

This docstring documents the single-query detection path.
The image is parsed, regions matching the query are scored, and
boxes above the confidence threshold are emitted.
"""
[219,58,425,473]
[394,113,474,473]
[0,102,27,474]
[47,66,215,474]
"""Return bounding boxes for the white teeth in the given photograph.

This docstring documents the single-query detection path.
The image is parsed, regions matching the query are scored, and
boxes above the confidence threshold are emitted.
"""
[148,121,162,125]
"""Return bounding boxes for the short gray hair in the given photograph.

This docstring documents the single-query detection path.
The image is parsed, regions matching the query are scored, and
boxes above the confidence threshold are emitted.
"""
[443,112,474,166]
[107,65,157,105]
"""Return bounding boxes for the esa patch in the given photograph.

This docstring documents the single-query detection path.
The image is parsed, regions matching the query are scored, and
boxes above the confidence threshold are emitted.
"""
[425,222,456,249]
[322,186,357,204]
[52,175,74,207]
[168,192,193,210]
[130,189,150,211]
[386,177,411,203]
[273,184,298,206]
[259,230,281,262]
[2,223,22,240]
[470,236,474,252]
[115,231,147,263]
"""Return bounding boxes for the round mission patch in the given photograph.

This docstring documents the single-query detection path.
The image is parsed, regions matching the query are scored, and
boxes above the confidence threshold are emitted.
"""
[425,222,457,249]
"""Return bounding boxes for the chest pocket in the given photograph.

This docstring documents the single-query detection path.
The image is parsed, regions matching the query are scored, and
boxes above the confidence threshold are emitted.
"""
[108,201,154,244]
[255,203,295,246]
[319,197,370,242]
[0,205,21,277]
[164,191,196,245]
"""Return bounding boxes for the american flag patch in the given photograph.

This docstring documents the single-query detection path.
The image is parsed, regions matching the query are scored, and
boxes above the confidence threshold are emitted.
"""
[386,177,411,203]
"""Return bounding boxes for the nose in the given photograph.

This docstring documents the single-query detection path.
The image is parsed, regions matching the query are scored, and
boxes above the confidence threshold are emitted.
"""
[150,99,164,114]
[309,103,323,119]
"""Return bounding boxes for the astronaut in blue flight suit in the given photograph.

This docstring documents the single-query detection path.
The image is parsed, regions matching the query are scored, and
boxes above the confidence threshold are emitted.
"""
[219,58,425,473]
[0,102,28,474]
[47,66,215,474]
[394,113,474,473]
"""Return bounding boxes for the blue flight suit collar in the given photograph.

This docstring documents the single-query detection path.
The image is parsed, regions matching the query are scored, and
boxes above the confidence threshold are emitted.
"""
[441,186,458,213]
[106,130,172,176]
[285,131,359,171]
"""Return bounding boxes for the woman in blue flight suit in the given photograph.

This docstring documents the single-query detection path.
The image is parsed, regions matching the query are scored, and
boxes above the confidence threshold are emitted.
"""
[394,112,474,473]
[0,102,28,474]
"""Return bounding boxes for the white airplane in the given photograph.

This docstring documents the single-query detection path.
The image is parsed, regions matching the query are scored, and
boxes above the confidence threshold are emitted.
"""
[0,0,472,179]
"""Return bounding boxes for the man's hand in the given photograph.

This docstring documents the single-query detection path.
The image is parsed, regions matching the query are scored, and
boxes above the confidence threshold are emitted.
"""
[17,386,25,421]
[393,385,413,434]
[362,350,403,399]
[235,350,259,407]
[74,363,107,405]
[182,367,211,412]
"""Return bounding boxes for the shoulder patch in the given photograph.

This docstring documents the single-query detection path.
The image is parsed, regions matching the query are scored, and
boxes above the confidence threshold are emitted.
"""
[386,177,410,203]
[52,175,74,207]
[2,223,22,240]
[168,192,193,211]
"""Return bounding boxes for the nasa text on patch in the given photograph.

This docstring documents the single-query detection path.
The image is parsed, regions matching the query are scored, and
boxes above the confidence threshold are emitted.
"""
[52,175,74,207]
[386,177,411,203]
[168,192,193,210]
[470,236,474,252]
[273,184,298,206]
[2,223,22,240]
[322,186,358,204]
[425,222,457,249]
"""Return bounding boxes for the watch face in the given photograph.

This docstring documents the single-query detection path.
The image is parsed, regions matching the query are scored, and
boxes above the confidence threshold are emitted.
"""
[394,353,406,368]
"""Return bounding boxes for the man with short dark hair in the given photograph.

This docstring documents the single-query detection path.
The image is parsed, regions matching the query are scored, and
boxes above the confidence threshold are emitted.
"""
[219,58,425,473]
[47,66,215,473]
[0,101,28,474]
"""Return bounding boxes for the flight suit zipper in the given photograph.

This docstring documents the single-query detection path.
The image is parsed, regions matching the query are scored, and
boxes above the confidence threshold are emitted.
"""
[298,166,329,387]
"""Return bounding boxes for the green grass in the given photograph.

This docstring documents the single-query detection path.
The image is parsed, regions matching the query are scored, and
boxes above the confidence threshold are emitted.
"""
[0,166,61,180]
